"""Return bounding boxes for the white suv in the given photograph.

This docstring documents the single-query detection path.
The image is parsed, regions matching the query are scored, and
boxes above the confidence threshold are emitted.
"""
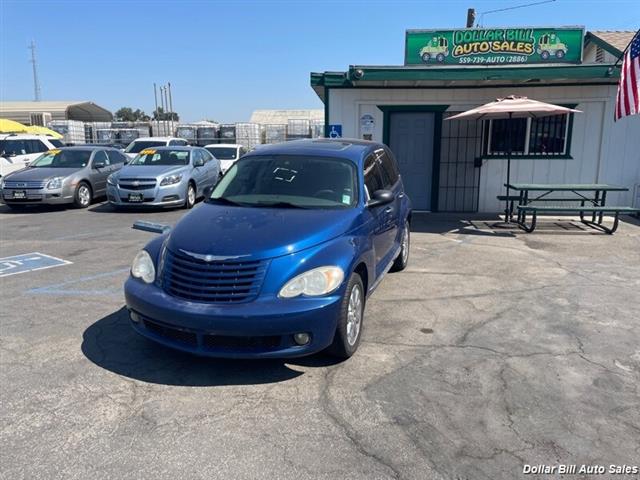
[0,133,64,178]
[123,137,189,160]
[203,143,247,173]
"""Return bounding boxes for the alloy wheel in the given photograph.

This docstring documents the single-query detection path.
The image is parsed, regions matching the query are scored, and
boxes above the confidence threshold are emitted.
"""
[346,284,363,346]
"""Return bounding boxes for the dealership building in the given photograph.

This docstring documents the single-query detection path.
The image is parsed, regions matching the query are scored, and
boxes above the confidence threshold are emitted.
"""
[311,29,639,212]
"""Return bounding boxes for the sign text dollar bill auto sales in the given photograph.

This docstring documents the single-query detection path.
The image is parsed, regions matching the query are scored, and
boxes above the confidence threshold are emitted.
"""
[405,27,584,66]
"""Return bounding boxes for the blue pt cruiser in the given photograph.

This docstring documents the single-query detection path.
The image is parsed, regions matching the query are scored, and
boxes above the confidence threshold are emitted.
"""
[125,139,411,359]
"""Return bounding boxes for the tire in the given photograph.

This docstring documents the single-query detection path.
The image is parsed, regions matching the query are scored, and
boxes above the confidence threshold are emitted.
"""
[184,182,196,209]
[421,52,431,62]
[74,182,92,208]
[328,272,365,359]
[436,53,445,62]
[541,50,550,60]
[390,220,410,272]
[556,49,565,59]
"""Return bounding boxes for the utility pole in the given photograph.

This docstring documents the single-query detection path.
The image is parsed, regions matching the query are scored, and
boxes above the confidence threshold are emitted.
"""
[153,83,159,134]
[167,82,174,132]
[29,40,42,101]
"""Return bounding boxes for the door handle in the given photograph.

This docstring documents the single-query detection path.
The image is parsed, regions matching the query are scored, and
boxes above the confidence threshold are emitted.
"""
[384,207,393,214]
[398,193,405,199]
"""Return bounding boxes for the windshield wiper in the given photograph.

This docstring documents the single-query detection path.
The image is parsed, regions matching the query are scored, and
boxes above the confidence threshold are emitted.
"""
[253,201,308,209]
[207,196,245,207]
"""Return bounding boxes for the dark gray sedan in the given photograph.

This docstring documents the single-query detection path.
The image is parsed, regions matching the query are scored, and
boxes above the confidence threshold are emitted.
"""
[0,146,126,209]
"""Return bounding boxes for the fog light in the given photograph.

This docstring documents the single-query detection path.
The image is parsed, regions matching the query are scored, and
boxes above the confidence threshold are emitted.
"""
[293,332,311,346]
[129,310,141,323]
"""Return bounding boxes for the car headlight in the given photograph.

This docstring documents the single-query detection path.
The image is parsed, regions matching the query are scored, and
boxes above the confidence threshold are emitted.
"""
[107,174,116,186]
[279,266,344,298]
[46,177,64,189]
[131,250,155,284]
[160,174,182,186]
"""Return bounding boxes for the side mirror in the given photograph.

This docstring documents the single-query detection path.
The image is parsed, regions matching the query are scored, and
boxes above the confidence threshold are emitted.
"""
[203,185,213,197]
[367,189,394,208]
[93,161,106,169]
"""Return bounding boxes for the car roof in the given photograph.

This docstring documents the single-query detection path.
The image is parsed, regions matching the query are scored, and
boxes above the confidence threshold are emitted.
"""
[242,138,382,164]
[0,133,55,140]
[139,145,198,151]
[131,137,184,142]
[204,143,243,148]
[55,145,112,151]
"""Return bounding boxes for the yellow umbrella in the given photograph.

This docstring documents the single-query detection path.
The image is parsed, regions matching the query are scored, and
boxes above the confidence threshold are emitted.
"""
[25,125,64,139]
[0,118,29,133]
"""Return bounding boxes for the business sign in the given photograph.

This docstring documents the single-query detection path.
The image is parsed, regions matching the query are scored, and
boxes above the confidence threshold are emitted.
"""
[405,27,583,66]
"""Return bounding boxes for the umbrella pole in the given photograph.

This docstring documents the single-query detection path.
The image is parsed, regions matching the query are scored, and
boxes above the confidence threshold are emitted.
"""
[504,112,513,223]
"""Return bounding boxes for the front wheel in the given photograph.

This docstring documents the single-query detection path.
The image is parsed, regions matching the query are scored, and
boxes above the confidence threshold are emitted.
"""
[184,182,196,209]
[74,182,92,208]
[390,220,410,272]
[328,272,365,359]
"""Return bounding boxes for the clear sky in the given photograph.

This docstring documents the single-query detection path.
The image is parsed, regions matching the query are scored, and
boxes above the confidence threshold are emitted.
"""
[1,0,638,123]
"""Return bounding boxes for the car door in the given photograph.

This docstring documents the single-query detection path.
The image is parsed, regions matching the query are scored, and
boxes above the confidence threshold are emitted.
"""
[190,150,207,194]
[376,148,402,254]
[90,150,110,195]
[363,153,392,278]
[201,149,219,185]
[106,149,126,174]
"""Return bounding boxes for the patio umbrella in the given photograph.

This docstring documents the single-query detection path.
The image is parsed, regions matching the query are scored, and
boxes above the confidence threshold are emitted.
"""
[0,118,29,133]
[24,125,64,139]
[446,96,581,222]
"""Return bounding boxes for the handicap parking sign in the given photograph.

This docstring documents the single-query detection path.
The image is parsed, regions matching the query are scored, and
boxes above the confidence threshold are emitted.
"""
[328,125,342,138]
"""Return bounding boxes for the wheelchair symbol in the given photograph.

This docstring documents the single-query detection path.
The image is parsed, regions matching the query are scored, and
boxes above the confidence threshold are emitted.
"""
[328,125,342,138]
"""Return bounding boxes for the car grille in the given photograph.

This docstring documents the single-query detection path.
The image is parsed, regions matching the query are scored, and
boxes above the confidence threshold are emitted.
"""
[3,180,46,189]
[118,178,157,190]
[142,318,198,346]
[162,249,268,303]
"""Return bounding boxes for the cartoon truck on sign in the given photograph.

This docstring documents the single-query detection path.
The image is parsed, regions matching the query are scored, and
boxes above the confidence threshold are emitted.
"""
[537,33,567,60]
[419,36,449,63]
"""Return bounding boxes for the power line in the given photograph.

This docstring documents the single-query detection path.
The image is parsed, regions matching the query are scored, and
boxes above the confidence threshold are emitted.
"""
[28,40,42,101]
[478,0,557,27]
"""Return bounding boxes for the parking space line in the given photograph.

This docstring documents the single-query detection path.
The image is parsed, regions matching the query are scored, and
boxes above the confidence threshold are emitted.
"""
[28,268,129,296]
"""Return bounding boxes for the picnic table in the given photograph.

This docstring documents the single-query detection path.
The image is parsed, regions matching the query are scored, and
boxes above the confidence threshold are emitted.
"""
[503,183,638,234]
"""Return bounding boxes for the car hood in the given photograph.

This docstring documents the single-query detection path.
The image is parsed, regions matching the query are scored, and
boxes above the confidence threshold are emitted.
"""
[116,164,186,178]
[5,167,79,181]
[166,203,361,261]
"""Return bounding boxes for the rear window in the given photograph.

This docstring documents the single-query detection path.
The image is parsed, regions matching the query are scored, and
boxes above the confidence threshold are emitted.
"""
[205,147,238,160]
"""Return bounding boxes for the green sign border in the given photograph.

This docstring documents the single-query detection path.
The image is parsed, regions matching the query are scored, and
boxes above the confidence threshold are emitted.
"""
[405,26,584,66]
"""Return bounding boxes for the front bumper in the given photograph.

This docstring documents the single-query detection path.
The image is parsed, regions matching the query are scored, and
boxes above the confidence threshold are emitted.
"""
[107,181,186,207]
[1,187,73,205]
[124,277,342,358]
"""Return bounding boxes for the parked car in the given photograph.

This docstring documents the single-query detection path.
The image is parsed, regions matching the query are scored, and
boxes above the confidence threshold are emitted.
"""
[123,137,188,160]
[204,143,247,173]
[0,133,65,178]
[124,139,412,359]
[107,146,220,209]
[0,146,126,209]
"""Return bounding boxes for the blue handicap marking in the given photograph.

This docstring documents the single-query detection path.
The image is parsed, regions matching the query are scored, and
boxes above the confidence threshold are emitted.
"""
[328,124,342,138]
[0,252,72,278]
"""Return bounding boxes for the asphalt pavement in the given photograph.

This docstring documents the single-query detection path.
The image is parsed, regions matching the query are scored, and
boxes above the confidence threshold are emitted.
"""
[1,201,639,480]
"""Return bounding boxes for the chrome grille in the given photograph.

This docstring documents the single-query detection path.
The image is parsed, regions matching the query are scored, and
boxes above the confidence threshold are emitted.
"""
[162,249,267,303]
[3,180,46,189]
[118,177,157,190]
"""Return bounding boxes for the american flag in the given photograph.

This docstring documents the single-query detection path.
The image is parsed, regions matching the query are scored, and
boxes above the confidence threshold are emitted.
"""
[615,31,640,121]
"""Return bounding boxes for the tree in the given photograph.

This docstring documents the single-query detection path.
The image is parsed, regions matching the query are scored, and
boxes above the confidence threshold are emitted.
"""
[152,107,179,122]
[115,107,151,122]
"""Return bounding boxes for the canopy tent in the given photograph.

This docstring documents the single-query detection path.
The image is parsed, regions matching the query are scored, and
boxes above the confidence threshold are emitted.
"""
[446,96,581,222]
[0,118,29,133]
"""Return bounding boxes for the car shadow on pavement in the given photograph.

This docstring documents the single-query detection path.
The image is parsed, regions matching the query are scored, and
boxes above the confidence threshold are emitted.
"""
[81,307,341,386]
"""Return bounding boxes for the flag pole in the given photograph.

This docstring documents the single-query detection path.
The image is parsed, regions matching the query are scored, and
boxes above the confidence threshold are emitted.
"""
[610,28,640,72]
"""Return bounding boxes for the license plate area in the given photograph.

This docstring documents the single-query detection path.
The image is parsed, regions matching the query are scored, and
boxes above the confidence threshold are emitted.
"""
[128,193,143,203]
[12,190,27,199]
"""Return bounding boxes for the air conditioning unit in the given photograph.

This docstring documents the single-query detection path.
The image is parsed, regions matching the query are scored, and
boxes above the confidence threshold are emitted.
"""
[30,112,52,126]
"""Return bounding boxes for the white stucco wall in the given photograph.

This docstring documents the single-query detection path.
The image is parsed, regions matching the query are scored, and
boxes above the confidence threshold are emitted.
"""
[327,85,640,212]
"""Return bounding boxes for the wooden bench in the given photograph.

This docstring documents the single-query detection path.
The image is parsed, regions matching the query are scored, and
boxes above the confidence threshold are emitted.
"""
[516,205,640,234]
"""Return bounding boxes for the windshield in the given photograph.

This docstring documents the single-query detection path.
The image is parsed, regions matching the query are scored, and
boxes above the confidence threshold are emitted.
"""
[30,149,91,168]
[125,140,166,153]
[205,147,238,160]
[49,139,65,148]
[209,155,357,209]
[129,149,190,166]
